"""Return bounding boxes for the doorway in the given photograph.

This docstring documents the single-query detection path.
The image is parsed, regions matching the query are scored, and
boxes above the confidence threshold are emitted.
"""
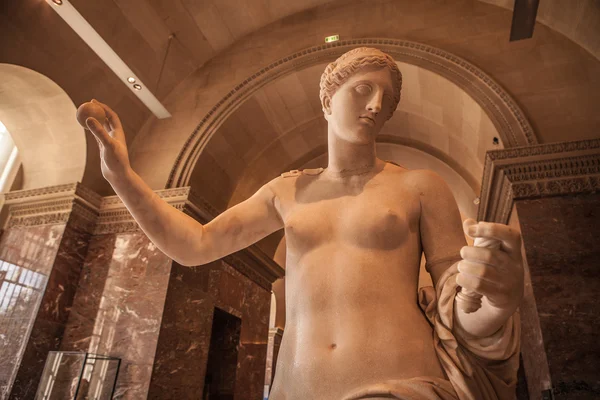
[203,308,242,400]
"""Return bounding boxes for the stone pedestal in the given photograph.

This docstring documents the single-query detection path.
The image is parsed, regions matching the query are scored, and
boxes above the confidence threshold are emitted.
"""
[0,183,100,399]
[479,139,600,400]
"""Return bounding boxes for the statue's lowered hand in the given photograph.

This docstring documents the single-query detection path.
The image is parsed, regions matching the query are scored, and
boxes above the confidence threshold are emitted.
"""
[457,219,524,311]
[82,99,132,183]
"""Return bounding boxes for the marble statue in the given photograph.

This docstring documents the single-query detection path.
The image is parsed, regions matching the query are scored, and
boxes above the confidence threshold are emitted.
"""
[82,47,523,400]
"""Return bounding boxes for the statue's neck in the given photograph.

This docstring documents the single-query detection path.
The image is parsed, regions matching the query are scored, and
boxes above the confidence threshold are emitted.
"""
[326,130,378,177]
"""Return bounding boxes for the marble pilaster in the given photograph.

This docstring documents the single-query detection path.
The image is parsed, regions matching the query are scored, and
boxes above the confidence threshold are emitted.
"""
[264,328,284,393]
[0,183,100,399]
[479,139,600,400]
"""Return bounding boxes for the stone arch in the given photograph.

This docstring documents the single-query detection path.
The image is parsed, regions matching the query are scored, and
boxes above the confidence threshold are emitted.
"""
[0,64,87,190]
[167,39,537,189]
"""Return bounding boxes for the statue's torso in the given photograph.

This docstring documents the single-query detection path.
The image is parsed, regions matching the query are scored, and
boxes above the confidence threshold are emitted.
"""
[268,164,448,399]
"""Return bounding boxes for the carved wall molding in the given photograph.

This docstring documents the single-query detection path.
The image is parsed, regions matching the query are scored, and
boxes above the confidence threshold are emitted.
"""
[4,182,101,232]
[478,139,600,223]
[94,187,214,234]
[167,38,537,188]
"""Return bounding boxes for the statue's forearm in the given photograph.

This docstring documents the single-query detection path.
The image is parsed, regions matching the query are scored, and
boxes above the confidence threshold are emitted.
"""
[453,296,518,339]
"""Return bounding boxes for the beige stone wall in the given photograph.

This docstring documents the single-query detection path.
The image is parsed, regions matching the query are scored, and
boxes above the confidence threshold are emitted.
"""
[0,65,86,191]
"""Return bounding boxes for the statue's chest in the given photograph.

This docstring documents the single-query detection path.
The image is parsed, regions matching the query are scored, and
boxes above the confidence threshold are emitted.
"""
[283,187,420,252]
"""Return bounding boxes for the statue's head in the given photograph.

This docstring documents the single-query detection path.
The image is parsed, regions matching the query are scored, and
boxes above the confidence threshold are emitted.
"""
[319,47,402,122]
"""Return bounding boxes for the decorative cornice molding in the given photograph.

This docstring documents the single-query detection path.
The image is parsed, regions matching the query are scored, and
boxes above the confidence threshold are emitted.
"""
[94,187,216,234]
[4,182,102,208]
[167,38,536,188]
[4,183,101,232]
[478,139,600,223]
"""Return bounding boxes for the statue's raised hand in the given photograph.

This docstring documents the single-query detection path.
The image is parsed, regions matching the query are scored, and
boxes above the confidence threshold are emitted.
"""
[82,99,132,183]
[458,219,524,311]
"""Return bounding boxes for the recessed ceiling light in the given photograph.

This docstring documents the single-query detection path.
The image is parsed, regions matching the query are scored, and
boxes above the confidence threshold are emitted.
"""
[473,197,480,205]
[133,84,142,90]
[127,77,136,83]
[52,0,63,5]
[46,0,170,119]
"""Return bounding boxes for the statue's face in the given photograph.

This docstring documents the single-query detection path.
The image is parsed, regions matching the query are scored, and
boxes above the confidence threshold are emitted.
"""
[325,66,395,144]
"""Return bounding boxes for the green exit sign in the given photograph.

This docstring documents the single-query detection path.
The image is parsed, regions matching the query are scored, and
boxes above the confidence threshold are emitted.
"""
[325,35,339,43]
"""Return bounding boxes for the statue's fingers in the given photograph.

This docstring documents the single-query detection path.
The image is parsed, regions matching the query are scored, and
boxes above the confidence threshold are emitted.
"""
[460,246,511,270]
[456,272,504,298]
[86,117,112,147]
[91,99,123,131]
[465,221,521,253]
[457,260,501,283]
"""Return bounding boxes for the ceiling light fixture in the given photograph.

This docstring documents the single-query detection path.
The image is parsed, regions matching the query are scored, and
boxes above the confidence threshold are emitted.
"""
[127,77,136,83]
[133,84,142,91]
[52,0,63,5]
[45,0,170,119]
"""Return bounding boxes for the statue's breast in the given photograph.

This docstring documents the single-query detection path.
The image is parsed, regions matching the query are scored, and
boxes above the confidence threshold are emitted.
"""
[283,186,419,254]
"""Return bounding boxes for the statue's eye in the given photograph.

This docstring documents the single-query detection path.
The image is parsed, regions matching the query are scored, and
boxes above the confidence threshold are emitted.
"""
[355,84,372,95]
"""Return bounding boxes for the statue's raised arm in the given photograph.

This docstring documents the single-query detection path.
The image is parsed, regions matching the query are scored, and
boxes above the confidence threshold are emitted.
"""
[79,100,284,266]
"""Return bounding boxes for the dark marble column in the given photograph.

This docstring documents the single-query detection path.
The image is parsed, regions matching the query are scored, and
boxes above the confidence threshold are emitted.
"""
[0,183,100,399]
[515,194,600,399]
[60,231,172,399]
[478,139,600,400]
[59,188,189,399]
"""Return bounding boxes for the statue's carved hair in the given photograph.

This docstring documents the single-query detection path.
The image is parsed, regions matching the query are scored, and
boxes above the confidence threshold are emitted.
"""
[319,47,403,120]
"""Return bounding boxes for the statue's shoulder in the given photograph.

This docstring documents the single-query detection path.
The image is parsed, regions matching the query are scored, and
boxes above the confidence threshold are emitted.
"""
[402,169,449,192]
[280,167,324,178]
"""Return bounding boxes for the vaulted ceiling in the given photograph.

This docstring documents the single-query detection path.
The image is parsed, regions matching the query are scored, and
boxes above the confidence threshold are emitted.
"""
[1,0,599,201]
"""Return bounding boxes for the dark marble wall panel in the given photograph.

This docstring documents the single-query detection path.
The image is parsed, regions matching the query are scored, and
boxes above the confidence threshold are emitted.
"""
[516,193,600,399]
[235,343,268,400]
[149,261,215,399]
[9,218,93,399]
[61,235,116,352]
[61,232,172,400]
[0,224,65,399]
[149,260,271,400]
[216,262,270,400]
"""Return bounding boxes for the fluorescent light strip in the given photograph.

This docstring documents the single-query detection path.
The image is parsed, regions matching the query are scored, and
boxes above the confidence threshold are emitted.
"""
[46,0,171,119]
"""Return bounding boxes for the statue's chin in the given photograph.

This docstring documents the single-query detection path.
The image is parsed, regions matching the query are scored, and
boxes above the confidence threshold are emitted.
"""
[333,127,379,144]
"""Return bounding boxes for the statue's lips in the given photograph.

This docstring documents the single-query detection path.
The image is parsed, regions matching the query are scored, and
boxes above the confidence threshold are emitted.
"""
[359,116,375,125]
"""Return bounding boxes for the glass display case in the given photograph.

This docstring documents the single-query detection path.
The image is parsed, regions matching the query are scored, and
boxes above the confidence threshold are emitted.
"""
[35,351,120,400]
